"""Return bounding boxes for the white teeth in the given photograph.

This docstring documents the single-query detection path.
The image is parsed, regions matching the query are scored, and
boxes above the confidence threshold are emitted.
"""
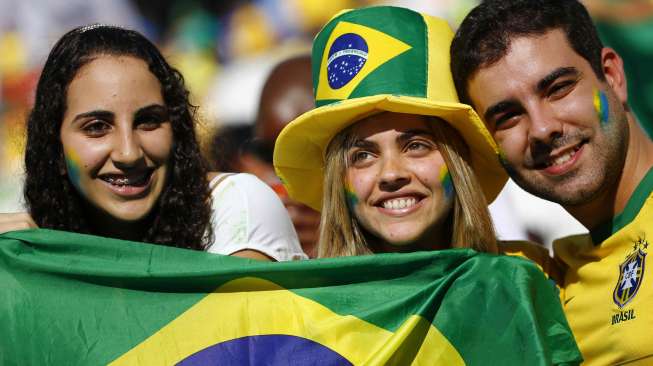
[103,172,148,186]
[551,151,574,166]
[382,197,417,210]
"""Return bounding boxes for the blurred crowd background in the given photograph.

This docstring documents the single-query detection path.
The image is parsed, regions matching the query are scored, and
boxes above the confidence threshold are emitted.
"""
[1,0,652,248]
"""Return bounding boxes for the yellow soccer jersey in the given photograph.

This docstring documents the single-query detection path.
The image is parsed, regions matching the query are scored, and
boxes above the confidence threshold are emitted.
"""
[500,240,564,286]
[554,168,653,365]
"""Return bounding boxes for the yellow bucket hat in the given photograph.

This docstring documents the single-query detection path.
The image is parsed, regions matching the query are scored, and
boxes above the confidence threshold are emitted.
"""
[274,6,506,211]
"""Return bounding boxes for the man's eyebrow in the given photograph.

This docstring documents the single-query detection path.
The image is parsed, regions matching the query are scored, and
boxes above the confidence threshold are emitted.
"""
[484,100,520,122]
[73,110,114,123]
[536,67,579,94]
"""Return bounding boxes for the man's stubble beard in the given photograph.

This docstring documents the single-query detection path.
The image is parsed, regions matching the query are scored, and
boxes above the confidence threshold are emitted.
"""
[502,108,629,207]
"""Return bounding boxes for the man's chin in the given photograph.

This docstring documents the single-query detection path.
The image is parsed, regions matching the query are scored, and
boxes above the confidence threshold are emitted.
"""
[516,177,602,207]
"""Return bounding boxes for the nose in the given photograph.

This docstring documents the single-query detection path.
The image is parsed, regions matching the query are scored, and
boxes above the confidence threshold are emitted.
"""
[527,105,563,145]
[378,155,410,191]
[110,125,144,168]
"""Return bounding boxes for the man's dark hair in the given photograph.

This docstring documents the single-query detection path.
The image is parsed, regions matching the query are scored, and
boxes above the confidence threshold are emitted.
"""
[451,0,604,106]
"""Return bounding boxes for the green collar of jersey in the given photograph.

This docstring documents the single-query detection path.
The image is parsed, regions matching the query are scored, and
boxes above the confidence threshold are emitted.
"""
[591,166,653,244]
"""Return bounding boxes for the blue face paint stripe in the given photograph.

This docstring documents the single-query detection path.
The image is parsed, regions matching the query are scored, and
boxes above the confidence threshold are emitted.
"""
[344,180,359,209]
[439,166,454,199]
[599,91,610,125]
[64,149,83,192]
[594,89,610,126]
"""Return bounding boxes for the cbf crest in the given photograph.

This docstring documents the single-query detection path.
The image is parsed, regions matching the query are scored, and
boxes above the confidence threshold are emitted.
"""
[613,238,648,308]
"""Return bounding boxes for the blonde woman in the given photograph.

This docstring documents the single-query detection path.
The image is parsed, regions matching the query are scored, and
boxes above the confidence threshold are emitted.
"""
[318,112,498,257]
[275,7,510,258]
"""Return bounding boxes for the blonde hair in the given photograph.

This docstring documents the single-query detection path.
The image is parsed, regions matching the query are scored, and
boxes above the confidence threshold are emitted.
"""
[317,116,498,258]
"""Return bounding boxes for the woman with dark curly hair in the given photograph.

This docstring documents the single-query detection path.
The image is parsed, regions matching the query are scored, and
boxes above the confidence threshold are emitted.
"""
[0,24,305,261]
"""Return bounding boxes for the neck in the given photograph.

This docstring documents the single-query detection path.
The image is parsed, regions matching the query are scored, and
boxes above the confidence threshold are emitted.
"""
[86,206,148,242]
[566,114,653,230]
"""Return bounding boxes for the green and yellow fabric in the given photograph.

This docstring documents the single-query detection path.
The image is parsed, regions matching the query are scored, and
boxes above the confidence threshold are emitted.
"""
[274,6,507,211]
[0,229,581,365]
[554,167,653,365]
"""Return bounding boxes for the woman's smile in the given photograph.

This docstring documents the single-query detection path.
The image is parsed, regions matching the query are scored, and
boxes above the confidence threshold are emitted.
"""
[346,112,454,248]
[98,169,155,198]
[60,55,173,223]
[375,193,425,215]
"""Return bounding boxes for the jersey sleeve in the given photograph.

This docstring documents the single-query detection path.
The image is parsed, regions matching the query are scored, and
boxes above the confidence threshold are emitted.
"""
[206,173,307,261]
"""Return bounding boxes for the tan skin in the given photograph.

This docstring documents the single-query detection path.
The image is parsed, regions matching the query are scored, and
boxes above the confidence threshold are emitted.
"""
[468,30,653,230]
[346,113,453,252]
[1,56,271,262]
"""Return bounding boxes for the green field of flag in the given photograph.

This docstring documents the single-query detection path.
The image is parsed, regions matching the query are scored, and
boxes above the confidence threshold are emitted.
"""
[0,229,581,365]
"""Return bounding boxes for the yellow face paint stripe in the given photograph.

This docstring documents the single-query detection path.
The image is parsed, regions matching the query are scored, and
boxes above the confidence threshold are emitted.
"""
[64,148,83,190]
[344,179,359,208]
[593,88,609,126]
[439,165,454,199]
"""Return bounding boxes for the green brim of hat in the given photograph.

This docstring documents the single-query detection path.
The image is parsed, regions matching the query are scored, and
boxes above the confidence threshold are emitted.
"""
[274,94,507,212]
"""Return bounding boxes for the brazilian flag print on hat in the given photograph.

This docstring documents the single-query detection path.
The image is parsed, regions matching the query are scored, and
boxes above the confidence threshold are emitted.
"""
[274,6,507,212]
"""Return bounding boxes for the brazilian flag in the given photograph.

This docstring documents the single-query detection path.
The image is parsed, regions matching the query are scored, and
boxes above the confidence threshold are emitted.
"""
[0,229,581,365]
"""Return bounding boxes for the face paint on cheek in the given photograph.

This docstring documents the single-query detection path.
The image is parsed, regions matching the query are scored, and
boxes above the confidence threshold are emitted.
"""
[344,180,359,210]
[497,148,508,167]
[64,148,83,193]
[439,165,454,200]
[593,88,610,127]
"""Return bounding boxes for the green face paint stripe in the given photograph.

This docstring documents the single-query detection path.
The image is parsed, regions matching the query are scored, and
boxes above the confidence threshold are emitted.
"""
[64,149,82,191]
[439,166,454,198]
[344,180,359,208]
[593,89,610,125]
[497,149,508,167]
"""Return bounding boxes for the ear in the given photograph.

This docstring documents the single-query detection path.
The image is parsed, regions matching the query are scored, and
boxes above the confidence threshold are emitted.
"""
[600,47,628,104]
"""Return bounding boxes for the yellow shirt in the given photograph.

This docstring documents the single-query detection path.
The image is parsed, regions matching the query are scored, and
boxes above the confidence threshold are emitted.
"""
[500,240,564,284]
[554,168,653,365]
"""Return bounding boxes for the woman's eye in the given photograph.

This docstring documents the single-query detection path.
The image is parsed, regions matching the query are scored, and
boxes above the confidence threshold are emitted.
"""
[406,141,428,151]
[136,115,165,131]
[137,121,161,131]
[354,151,372,161]
[405,139,434,153]
[350,150,374,165]
[82,121,111,136]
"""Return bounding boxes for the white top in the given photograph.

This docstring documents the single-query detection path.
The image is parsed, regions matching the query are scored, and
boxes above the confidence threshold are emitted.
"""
[206,173,307,261]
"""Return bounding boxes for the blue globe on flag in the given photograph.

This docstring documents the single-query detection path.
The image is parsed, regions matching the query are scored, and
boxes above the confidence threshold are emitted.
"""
[177,335,352,365]
[327,33,368,89]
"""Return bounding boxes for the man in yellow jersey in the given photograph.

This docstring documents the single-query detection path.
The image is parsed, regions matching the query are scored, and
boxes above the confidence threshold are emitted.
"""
[451,0,653,364]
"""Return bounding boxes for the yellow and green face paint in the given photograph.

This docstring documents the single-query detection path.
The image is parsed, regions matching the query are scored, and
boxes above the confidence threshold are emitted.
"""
[344,179,359,209]
[497,148,508,167]
[64,148,83,192]
[593,88,610,127]
[439,165,454,200]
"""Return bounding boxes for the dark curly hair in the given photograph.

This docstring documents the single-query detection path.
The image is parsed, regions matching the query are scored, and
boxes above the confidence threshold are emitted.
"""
[450,0,605,107]
[24,24,213,250]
